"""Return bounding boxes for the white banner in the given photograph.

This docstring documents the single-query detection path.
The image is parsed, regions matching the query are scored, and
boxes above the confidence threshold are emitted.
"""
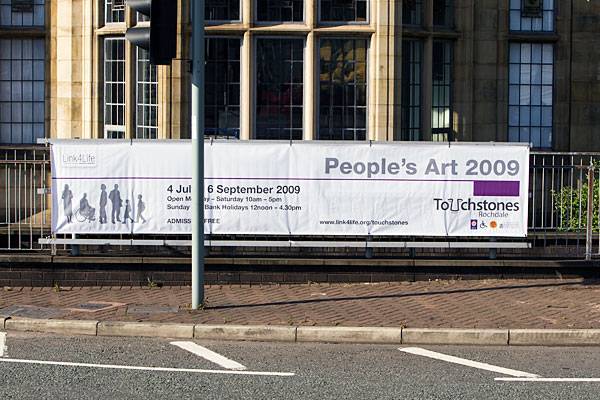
[52,141,529,237]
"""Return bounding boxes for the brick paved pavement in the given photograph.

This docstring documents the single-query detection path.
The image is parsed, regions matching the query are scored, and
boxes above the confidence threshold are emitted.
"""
[1,279,599,329]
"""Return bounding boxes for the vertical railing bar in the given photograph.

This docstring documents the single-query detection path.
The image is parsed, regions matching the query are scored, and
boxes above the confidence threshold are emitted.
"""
[550,154,555,228]
[532,154,537,229]
[18,159,22,250]
[541,156,546,229]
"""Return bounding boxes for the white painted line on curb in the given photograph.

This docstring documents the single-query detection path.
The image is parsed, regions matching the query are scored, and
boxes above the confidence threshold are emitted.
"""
[496,377,600,383]
[170,341,247,371]
[0,358,294,377]
[399,347,539,378]
[0,333,6,358]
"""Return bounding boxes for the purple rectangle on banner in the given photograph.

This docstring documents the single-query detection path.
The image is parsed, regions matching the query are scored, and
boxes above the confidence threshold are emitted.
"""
[473,181,520,197]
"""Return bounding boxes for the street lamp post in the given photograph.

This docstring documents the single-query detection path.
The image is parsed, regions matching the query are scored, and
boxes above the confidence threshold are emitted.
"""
[191,0,205,309]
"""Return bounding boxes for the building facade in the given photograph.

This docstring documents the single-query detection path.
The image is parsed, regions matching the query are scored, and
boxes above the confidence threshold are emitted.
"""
[0,0,599,151]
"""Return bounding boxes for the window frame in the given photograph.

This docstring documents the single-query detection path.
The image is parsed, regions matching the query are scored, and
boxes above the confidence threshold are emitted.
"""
[104,0,126,26]
[318,0,370,25]
[204,35,243,139]
[508,0,555,33]
[205,0,242,24]
[431,39,454,142]
[316,36,370,141]
[507,41,554,150]
[254,0,305,24]
[102,36,126,139]
[400,39,423,141]
[253,35,306,141]
[134,46,158,139]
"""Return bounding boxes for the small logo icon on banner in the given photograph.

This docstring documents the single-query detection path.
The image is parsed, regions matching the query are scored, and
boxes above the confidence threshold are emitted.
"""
[470,219,478,230]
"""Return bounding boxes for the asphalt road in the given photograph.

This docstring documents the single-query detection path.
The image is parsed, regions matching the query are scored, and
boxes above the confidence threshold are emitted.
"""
[1,332,600,399]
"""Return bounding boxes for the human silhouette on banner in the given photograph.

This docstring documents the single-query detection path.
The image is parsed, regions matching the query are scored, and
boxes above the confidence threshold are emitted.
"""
[61,184,73,223]
[99,184,108,224]
[136,194,147,223]
[122,199,134,224]
[109,184,122,224]
[79,193,96,222]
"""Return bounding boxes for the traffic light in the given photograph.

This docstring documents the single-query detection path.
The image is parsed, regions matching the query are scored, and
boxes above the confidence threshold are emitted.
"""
[125,0,177,65]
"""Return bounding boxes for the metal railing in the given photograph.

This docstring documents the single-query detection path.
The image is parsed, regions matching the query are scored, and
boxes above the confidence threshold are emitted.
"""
[0,146,599,258]
[0,147,50,251]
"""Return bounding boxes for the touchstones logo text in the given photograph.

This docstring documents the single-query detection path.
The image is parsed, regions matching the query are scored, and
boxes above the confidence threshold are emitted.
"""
[434,198,520,218]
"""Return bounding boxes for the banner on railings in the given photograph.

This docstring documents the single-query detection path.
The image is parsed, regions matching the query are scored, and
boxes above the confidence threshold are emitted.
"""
[51,141,529,237]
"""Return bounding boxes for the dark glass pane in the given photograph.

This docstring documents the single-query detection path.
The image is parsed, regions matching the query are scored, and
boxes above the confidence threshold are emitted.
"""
[318,38,368,140]
[321,0,368,22]
[205,0,240,21]
[205,37,242,138]
[257,0,304,22]
[433,0,453,27]
[403,0,422,25]
[431,40,453,142]
[256,38,304,140]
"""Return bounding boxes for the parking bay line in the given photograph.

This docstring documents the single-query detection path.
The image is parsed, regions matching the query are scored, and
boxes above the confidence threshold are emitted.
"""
[399,347,539,378]
[496,378,600,383]
[0,358,294,377]
[171,341,247,371]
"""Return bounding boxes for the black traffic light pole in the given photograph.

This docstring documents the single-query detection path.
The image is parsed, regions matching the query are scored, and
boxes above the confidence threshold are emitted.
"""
[191,0,205,309]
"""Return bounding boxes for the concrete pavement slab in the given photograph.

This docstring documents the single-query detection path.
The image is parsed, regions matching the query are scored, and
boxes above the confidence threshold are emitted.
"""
[297,326,402,344]
[194,324,297,342]
[97,321,194,338]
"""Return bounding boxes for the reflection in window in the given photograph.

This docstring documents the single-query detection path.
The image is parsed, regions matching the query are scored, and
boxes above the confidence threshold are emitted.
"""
[256,38,303,140]
[257,0,303,22]
[0,0,44,27]
[508,43,553,148]
[432,40,452,142]
[205,0,240,21]
[403,0,422,26]
[105,0,125,24]
[104,38,125,139]
[205,37,241,138]
[320,0,367,22]
[318,38,367,141]
[509,0,554,32]
[0,38,45,144]
[400,40,422,141]
[136,48,158,139]
[433,0,452,27]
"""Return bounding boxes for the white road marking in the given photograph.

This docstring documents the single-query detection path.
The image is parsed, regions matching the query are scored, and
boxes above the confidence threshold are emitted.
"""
[0,358,293,377]
[170,341,247,371]
[496,378,600,383]
[0,332,6,357]
[399,347,540,378]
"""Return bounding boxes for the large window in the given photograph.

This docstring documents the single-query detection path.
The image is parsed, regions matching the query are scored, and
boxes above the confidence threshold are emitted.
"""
[318,38,367,141]
[257,0,303,22]
[432,40,452,141]
[206,0,240,21]
[320,0,368,23]
[400,40,422,141]
[403,0,422,26]
[205,37,241,138]
[508,42,553,148]
[0,38,45,144]
[103,38,125,139]
[105,0,125,24]
[0,0,44,27]
[255,38,303,140]
[509,0,554,32]
[135,48,158,139]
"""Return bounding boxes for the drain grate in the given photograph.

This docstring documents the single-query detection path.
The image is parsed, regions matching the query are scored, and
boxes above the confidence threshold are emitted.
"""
[68,302,125,313]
